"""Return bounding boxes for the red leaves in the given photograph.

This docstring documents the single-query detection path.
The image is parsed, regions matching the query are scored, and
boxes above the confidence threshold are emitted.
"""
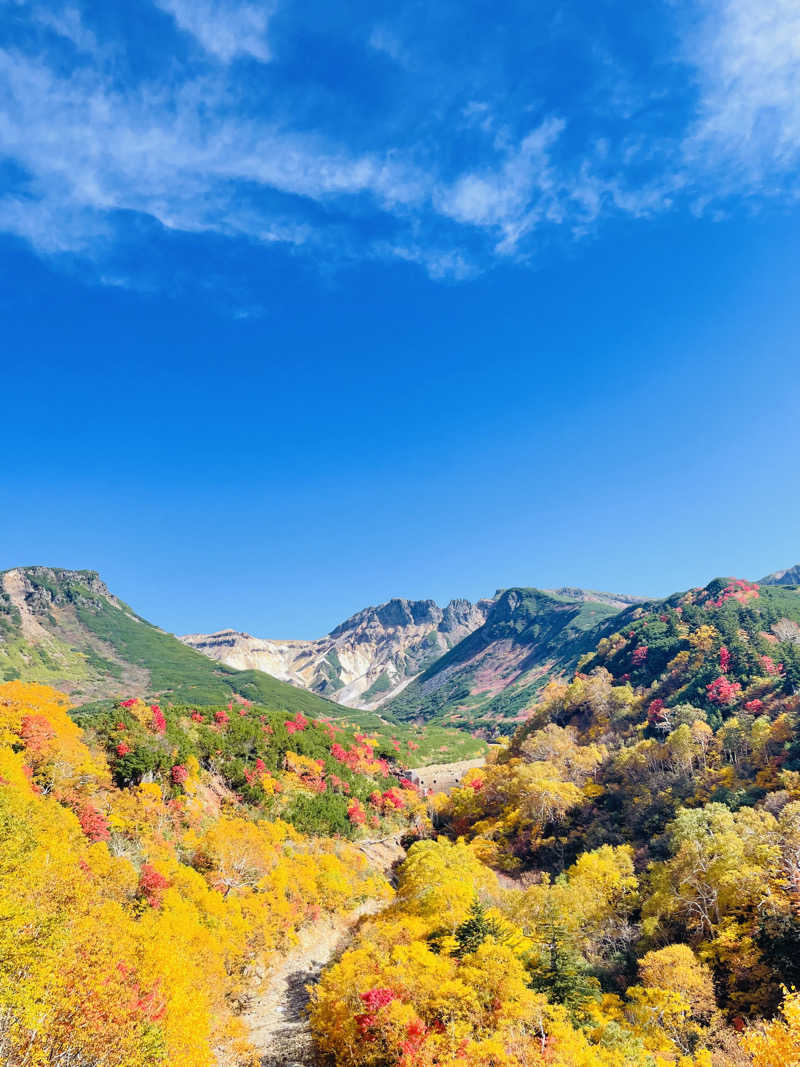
[347,800,366,825]
[707,676,742,705]
[745,698,764,712]
[170,764,188,785]
[369,788,406,813]
[284,712,309,735]
[19,714,56,753]
[383,789,406,810]
[360,986,397,1011]
[632,645,649,666]
[706,579,760,608]
[115,742,132,757]
[647,698,666,724]
[400,1018,427,1057]
[214,709,230,726]
[190,711,204,723]
[760,655,784,676]
[138,863,170,908]
[719,646,731,672]
[354,1012,377,1036]
[150,705,166,734]
[79,801,110,842]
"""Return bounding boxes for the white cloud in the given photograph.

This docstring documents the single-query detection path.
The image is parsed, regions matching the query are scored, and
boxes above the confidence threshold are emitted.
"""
[432,119,632,254]
[683,0,800,188]
[153,0,278,63]
[0,42,601,279]
[368,25,408,66]
[33,5,100,54]
[383,243,479,281]
[0,48,430,254]
[3,0,800,290]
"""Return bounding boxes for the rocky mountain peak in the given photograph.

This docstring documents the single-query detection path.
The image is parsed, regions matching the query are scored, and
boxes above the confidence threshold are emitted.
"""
[3,566,115,615]
[183,594,493,709]
[760,564,800,586]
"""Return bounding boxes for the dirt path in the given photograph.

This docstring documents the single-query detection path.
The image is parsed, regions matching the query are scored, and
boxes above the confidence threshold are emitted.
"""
[239,837,404,1066]
[240,901,380,1066]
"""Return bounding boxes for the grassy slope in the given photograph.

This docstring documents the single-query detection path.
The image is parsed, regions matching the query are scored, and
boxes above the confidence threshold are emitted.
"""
[72,594,345,713]
[0,568,350,716]
[1,568,485,764]
[385,588,623,731]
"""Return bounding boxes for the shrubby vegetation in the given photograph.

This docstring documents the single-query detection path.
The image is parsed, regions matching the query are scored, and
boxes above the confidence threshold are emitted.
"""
[0,681,429,1066]
[5,577,800,1065]
[310,837,720,1065]
[307,578,800,1065]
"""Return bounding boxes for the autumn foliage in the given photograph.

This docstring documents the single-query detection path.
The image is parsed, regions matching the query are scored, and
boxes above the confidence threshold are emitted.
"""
[0,682,390,1066]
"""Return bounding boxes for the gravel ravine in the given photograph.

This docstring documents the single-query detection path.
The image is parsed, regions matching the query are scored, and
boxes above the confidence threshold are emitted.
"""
[239,836,404,1066]
[242,901,381,1066]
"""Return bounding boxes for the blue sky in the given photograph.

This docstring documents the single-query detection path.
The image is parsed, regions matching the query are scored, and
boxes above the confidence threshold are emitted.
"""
[2,0,800,638]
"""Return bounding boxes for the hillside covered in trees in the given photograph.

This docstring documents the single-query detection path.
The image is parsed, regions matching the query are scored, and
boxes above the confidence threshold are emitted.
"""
[310,575,800,1064]
[3,573,800,1065]
[0,680,431,1065]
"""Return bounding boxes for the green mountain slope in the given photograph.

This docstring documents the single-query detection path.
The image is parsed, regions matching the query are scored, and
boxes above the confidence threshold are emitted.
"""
[579,575,800,711]
[0,566,487,763]
[0,566,341,715]
[384,587,627,733]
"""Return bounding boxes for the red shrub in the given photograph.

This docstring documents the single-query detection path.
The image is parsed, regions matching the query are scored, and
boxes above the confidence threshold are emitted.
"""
[707,676,742,705]
[79,802,110,842]
[170,764,189,785]
[138,863,170,908]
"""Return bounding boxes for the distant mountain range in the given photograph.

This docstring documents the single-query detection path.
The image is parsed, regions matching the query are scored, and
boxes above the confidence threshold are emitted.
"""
[4,563,799,734]
[760,564,800,586]
[181,597,494,709]
[382,587,634,730]
[181,586,643,723]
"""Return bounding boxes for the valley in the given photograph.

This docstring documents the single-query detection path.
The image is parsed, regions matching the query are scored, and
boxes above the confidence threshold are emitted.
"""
[3,564,800,1066]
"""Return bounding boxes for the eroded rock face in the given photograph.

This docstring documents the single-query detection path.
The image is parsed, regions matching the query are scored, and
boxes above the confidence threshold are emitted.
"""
[181,596,494,709]
[760,564,800,587]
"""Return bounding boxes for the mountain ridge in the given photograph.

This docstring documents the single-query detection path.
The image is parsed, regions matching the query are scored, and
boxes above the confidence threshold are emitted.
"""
[181,595,494,709]
[760,563,800,586]
[181,586,641,711]
[383,586,628,731]
[0,565,341,716]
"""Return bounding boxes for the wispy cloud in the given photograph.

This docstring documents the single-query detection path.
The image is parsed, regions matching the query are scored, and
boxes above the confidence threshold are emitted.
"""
[434,120,568,252]
[1,0,799,291]
[153,0,278,63]
[683,0,800,190]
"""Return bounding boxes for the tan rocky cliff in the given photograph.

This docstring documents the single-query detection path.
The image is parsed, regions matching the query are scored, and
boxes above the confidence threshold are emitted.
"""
[180,597,493,709]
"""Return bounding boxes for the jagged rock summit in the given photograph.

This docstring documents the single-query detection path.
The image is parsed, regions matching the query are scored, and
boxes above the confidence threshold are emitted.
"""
[181,587,645,712]
[760,564,800,586]
[181,596,494,709]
